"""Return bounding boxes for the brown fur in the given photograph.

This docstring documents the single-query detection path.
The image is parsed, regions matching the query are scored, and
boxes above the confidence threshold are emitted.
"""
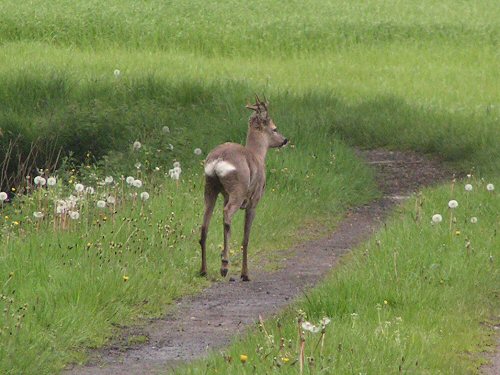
[199,97,287,280]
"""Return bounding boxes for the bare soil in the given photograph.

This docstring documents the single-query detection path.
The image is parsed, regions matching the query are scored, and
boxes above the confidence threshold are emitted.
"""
[65,149,497,375]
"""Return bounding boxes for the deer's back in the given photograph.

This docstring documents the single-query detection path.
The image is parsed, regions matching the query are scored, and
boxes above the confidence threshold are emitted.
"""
[204,143,265,205]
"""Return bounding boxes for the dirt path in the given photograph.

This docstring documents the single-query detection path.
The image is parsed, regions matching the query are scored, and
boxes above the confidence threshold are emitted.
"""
[67,149,456,374]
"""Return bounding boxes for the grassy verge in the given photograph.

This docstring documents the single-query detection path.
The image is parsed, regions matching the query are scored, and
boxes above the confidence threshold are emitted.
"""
[177,178,499,374]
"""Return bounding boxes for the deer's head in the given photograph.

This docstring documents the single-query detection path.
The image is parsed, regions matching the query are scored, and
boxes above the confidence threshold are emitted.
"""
[246,95,288,148]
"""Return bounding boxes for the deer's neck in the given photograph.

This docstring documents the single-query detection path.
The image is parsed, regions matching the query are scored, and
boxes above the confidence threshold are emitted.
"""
[245,130,268,163]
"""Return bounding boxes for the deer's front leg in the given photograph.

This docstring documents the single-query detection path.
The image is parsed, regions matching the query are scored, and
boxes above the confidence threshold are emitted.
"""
[221,198,241,277]
[241,208,256,281]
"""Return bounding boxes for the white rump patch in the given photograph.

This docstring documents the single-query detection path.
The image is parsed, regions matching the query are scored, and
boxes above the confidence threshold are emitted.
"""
[204,159,237,177]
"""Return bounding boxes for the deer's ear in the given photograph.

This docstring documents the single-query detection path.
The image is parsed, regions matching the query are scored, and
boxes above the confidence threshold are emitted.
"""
[246,103,259,111]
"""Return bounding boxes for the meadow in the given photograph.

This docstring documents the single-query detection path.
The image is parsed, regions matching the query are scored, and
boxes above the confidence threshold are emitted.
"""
[0,0,498,373]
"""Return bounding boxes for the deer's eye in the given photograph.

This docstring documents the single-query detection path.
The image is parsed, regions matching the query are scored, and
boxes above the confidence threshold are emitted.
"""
[272,128,278,133]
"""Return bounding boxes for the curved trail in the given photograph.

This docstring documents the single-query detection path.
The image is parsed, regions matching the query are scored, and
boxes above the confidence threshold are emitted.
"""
[68,149,451,374]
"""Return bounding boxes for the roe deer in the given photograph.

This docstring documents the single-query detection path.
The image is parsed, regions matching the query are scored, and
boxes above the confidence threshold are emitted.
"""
[199,96,288,281]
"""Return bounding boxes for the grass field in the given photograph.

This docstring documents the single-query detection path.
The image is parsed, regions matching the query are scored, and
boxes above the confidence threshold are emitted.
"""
[0,0,499,373]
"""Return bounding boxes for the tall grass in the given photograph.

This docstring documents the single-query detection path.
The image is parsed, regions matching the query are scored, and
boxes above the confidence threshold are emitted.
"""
[0,0,498,54]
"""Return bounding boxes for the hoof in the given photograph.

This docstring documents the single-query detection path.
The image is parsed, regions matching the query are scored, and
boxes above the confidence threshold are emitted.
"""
[220,267,228,277]
[241,274,250,282]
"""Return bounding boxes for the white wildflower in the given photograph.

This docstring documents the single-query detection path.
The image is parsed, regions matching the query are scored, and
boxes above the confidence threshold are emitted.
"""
[320,317,331,326]
[194,148,202,155]
[105,176,114,184]
[140,192,150,201]
[464,184,473,192]
[0,192,7,201]
[97,200,106,208]
[169,169,180,180]
[133,179,143,188]
[486,183,495,191]
[47,177,57,186]
[432,214,443,223]
[33,211,44,219]
[470,217,478,224]
[133,141,142,150]
[448,200,458,209]
[56,201,68,214]
[301,321,321,333]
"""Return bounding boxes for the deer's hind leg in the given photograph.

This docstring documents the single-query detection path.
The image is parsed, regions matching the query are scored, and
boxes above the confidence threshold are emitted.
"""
[199,181,219,277]
[221,194,244,277]
[241,207,256,281]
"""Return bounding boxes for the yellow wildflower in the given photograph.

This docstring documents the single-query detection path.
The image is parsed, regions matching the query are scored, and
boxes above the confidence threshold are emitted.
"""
[123,275,129,282]
[239,354,248,363]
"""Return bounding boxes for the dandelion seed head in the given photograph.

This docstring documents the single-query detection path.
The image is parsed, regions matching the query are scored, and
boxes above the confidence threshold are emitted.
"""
[320,317,331,326]
[69,211,80,220]
[448,200,458,209]
[301,321,320,333]
[470,217,478,224]
[168,143,174,151]
[464,184,473,191]
[133,179,143,188]
[47,177,57,186]
[135,162,142,169]
[126,176,135,185]
[75,183,84,192]
[33,211,44,219]
[432,213,443,223]
[162,126,170,134]
[194,148,202,156]
[85,186,95,194]
[173,161,181,168]
[106,196,116,204]
[113,69,121,78]
[133,141,142,150]
[486,183,495,191]
[105,176,114,184]
[97,200,106,208]
[0,192,7,201]
[140,191,150,201]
